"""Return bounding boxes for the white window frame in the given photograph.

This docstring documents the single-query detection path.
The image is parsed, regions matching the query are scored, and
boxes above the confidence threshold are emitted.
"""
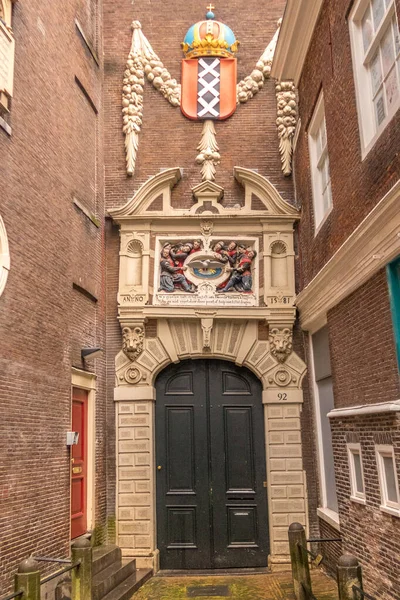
[375,445,400,516]
[349,0,400,157]
[0,0,15,112]
[308,94,333,234]
[309,328,340,530]
[0,214,10,296]
[347,443,366,504]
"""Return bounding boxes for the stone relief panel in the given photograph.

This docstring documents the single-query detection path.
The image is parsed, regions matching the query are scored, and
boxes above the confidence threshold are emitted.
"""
[154,236,259,307]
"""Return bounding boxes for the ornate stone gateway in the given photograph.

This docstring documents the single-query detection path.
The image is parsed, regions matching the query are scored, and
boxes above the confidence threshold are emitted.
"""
[110,166,308,571]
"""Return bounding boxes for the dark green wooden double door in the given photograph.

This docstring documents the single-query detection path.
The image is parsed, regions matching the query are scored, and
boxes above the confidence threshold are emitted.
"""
[156,360,269,570]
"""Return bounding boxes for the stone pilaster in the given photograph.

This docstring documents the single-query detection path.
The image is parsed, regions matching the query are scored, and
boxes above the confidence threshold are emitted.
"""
[115,386,157,569]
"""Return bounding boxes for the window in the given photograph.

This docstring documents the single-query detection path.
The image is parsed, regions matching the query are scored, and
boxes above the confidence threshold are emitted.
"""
[349,0,400,154]
[0,214,10,296]
[310,327,339,523]
[0,0,15,113]
[347,443,366,503]
[387,256,400,370]
[308,94,332,231]
[375,445,400,516]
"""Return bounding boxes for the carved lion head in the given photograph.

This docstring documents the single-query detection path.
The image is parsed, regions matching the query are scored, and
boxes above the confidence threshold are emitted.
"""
[269,327,293,363]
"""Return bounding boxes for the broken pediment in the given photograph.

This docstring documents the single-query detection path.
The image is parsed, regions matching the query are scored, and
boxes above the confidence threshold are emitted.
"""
[108,165,299,223]
[234,166,299,217]
[108,167,182,219]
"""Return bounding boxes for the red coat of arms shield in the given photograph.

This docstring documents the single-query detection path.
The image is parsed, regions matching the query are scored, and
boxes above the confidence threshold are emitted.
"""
[181,57,237,121]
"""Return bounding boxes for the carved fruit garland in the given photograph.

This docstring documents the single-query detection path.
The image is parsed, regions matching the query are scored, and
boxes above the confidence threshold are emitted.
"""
[122,21,181,176]
[275,81,297,176]
[236,19,281,104]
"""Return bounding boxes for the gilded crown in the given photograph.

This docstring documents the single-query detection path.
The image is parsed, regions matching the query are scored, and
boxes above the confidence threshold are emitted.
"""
[182,8,239,59]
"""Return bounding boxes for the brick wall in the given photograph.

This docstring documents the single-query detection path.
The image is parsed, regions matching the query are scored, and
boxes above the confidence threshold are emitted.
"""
[328,269,400,408]
[331,414,400,600]
[0,0,105,591]
[318,519,342,576]
[293,0,400,288]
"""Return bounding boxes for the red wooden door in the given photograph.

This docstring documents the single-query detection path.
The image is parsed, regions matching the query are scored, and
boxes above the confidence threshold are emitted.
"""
[71,388,88,539]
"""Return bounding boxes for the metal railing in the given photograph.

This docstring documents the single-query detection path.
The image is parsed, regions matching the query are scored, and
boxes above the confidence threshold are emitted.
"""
[288,523,377,600]
[39,562,81,586]
[352,586,377,600]
[0,539,92,600]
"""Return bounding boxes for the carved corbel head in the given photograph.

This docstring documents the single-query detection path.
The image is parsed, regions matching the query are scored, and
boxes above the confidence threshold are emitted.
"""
[269,327,293,363]
[200,220,214,237]
[122,326,145,361]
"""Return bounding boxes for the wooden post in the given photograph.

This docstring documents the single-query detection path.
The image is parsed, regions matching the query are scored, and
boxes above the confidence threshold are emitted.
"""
[71,538,92,600]
[337,554,363,600]
[15,558,40,600]
[288,522,312,600]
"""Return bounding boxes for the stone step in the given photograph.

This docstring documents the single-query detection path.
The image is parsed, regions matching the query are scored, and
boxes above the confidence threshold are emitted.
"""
[92,545,122,577]
[100,569,153,600]
[93,559,137,600]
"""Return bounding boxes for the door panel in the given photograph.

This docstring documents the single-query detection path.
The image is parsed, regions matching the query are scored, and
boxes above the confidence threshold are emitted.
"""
[156,360,269,570]
[224,407,255,493]
[71,387,88,539]
[209,362,269,568]
[166,407,196,493]
[156,362,211,569]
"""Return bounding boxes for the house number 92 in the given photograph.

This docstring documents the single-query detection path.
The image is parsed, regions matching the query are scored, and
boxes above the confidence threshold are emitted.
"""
[278,393,288,401]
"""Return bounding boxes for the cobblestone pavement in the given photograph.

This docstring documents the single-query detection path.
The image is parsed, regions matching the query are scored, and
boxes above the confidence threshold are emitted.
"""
[132,569,338,600]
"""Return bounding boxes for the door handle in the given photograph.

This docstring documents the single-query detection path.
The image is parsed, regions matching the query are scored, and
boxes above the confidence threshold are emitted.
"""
[157,465,162,471]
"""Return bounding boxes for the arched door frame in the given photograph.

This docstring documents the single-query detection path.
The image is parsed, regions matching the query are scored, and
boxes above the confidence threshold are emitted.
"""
[114,328,307,572]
